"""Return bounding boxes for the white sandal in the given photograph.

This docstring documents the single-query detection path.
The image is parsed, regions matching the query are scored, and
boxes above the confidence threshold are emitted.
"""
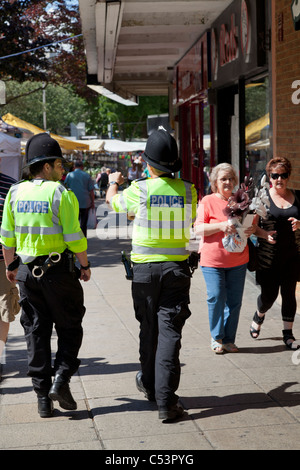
[211,338,224,354]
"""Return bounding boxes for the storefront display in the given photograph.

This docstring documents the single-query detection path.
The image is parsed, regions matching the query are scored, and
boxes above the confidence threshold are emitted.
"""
[173,0,270,196]
[210,0,270,182]
[173,32,212,197]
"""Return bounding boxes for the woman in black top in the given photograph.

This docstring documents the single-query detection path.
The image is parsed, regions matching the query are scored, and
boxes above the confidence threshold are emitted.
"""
[250,157,300,350]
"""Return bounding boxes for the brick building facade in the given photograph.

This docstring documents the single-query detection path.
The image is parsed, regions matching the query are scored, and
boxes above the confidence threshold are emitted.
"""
[272,0,300,189]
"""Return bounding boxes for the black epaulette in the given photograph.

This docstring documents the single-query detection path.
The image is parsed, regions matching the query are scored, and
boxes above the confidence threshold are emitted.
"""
[181,178,193,184]
[11,179,26,186]
[135,176,148,182]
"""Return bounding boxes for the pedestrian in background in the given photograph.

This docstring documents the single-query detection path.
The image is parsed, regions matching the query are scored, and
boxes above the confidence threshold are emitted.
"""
[127,159,142,186]
[0,133,91,418]
[65,160,95,236]
[96,167,110,198]
[106,128,197,422]
[0,160,20,381]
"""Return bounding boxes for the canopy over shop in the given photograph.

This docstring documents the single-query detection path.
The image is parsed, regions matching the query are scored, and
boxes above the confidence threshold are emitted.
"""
[2,113,89,154]
[1,113,148,178]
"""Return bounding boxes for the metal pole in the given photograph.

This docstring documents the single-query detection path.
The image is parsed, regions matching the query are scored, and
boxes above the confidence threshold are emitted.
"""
[42,82,47,130]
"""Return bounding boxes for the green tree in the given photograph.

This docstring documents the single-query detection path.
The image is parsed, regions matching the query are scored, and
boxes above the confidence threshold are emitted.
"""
[2,80,169,140]
[81,95,169,140]
[0,0,54,82]
[1,81,87,135]
[0,1,169,140]
[0,0,94,101]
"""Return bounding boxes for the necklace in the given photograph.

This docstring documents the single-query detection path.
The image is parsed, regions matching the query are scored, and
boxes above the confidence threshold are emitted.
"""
[216,193,229,201]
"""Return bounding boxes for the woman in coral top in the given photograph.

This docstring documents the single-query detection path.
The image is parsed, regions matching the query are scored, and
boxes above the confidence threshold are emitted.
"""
[195,163,255,354]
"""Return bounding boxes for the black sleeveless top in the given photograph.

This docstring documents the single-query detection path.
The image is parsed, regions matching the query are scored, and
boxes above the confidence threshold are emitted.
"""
[257,189,300,270]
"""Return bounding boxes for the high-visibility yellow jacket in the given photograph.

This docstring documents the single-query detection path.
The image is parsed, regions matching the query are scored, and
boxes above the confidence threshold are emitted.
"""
[0,179,87,263]
[112,176,197,263]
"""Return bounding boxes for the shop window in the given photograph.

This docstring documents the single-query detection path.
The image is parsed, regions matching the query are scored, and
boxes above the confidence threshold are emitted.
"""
[245,76,270,185]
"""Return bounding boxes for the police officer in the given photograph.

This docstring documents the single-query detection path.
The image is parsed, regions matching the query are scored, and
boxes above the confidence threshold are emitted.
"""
[106,128,197,422]
[0,133,91,418]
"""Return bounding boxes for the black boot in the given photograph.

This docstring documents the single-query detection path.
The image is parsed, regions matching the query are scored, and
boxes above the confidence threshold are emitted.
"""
[38,396,54,418]
[135,371,156,401]
[48,374,77,410]
[158,403,184,422]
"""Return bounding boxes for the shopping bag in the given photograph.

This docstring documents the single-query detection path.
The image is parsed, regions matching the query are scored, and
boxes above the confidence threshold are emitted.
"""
[222,214,254,253]
[87,207,97,229]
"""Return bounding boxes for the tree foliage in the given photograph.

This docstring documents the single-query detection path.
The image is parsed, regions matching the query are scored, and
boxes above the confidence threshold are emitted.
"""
[1,81,87,134]
[2,80,169,139]
[0,0,53,82]
[0,0,93,100]
[0,0,169,140]
[85,95,169,140]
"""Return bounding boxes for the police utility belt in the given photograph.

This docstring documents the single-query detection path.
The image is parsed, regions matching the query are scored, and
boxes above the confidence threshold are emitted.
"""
[120,250,199,281]
[7,250,76,278]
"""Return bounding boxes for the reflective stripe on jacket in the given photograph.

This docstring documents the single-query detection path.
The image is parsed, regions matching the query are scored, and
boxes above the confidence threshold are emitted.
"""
[112,177,197,263]
[0,179,87,262]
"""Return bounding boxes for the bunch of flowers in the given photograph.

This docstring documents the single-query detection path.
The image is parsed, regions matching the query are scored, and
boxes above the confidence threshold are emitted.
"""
[222,175,270,253]
[224,176,255,222]
[248,174,270,218]
[224,175,270,221]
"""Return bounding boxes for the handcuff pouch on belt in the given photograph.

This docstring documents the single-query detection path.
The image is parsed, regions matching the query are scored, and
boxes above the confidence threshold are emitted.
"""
[188,251,199,275]
[32,252,62,278]
[121,251,133,280]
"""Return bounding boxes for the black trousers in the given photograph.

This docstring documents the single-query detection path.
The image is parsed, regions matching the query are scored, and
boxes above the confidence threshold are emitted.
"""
[17,258,85,396]
[79,207,89,237]
[256,259,298,322]
[132,260,191,409]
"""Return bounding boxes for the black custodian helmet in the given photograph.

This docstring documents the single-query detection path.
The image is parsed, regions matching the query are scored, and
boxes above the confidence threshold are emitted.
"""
[25,133,64,166]
[143,127,182,173]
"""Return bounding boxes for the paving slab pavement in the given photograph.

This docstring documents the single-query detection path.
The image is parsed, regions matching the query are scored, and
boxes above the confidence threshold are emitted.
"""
[1,200,300,452]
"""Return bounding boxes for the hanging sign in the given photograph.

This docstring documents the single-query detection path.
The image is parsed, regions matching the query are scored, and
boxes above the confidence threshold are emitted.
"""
[174,33,209,105]
[211,0,266,87]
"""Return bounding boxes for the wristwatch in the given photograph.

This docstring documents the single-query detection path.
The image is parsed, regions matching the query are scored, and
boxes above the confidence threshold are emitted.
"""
[109,181,119,187]
[80,262,91,270]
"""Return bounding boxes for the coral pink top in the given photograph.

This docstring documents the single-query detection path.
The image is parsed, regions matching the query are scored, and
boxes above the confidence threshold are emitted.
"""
[195,193,249,268]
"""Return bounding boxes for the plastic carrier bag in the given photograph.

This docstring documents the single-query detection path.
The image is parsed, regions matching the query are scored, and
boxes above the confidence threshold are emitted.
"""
[222,214,254,253]
[87,207,97,229]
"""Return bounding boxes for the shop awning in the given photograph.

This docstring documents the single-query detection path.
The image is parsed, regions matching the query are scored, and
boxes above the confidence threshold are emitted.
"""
[2,113,89,153]
[246,138,270,150]
[245,113,270,144]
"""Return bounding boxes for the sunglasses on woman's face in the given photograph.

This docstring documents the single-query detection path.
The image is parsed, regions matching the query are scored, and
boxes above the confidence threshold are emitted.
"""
[270,172,289,180]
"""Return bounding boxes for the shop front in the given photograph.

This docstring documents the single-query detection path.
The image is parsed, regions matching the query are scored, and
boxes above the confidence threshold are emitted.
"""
[211,0,271,185]
[173,32,212,198]
[173,0,271,197]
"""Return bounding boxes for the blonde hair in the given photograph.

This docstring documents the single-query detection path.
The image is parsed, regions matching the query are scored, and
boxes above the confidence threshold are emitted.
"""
[209,163,238,193]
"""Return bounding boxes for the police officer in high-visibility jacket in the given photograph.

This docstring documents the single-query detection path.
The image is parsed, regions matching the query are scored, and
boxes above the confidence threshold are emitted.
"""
[106,128,197,422]
[0,133,91,418]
